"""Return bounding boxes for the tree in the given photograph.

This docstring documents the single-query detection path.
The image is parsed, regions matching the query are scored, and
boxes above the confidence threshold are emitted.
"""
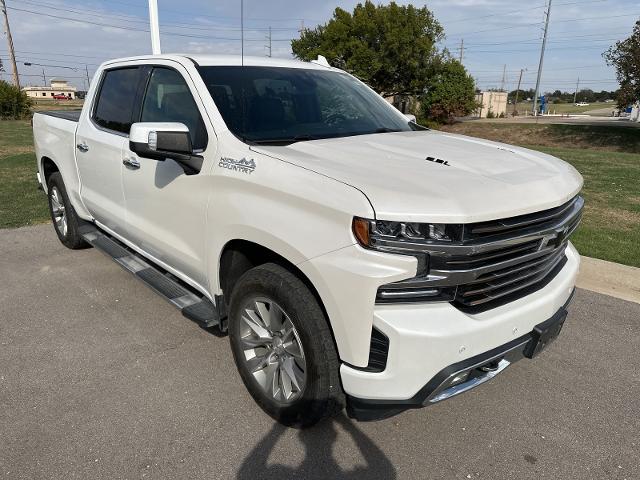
[291,1,444,98]
[0,79,31,120]
[419,60,478,123]
[604,20,640,108]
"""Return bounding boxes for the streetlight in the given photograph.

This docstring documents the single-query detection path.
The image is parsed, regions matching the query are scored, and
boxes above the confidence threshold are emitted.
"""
[23,61,79,95]
[23,61,78,71]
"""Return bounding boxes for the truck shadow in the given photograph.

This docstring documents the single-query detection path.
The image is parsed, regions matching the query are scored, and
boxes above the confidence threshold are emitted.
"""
[236,413,396,479]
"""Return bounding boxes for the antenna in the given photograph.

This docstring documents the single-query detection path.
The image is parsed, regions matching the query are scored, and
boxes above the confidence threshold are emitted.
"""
[241,0,244,65]
[148,0,161,54]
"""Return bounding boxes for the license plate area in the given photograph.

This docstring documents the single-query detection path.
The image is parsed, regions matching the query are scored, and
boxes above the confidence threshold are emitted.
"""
[523,308,568,359]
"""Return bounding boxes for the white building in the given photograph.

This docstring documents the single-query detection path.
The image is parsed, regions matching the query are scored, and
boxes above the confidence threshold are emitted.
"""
[22,78,77,99]
[474,91,508,118]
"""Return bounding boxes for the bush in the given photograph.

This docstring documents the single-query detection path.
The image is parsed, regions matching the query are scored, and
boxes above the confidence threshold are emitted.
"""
[0,80,32,120]
[420,60,478,123]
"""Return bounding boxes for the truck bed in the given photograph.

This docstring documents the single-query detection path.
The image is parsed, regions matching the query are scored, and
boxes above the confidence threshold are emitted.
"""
[36,110,82,122]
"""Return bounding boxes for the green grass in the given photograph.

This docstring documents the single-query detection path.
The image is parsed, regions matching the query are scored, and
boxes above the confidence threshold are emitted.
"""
[1,120,639,267]
[0,121,49,228]
[512,101,613,115]
[533,147,640,267]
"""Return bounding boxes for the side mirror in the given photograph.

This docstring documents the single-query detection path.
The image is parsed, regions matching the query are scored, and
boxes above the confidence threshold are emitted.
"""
[129,122,203,174]
[404,113,417,123]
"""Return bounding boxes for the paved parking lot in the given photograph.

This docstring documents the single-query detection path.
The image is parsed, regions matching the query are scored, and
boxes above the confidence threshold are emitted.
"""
[1,224,639,480]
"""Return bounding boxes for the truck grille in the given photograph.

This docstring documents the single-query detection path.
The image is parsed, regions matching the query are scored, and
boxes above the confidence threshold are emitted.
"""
[376,196,583,312]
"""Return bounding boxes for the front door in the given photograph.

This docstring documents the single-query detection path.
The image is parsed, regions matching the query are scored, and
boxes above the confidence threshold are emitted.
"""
[121,66,213,288]
[75,66,142,234]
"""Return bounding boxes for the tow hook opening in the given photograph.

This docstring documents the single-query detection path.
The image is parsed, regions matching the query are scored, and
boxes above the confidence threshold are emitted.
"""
[479,358,503,372]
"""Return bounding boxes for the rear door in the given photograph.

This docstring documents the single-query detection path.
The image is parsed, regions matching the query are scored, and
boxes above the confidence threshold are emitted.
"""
[121,65,213,288]
[75,66,143,234]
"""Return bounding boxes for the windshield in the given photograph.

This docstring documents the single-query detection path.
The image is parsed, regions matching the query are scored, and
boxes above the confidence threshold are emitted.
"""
[197,66,416,145]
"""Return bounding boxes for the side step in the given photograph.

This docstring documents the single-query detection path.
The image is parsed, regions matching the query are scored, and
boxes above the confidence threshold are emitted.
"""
[79,224,225,330]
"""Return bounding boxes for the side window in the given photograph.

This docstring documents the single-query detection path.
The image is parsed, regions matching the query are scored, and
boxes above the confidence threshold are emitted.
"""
[140,67,208,151]
[93,67,140,134]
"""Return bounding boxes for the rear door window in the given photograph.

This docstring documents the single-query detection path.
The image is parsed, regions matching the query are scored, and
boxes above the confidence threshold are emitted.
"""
[93,67,141,134]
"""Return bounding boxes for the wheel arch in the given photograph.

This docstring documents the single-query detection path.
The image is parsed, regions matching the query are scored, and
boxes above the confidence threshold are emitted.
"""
[40,156,60,191]
[217,238,342,360]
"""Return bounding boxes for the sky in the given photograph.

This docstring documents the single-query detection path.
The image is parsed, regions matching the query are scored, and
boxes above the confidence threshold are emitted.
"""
[1,0,636,93]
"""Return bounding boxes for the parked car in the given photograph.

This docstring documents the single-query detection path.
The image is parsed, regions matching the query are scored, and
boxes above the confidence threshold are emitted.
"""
[575,102,590,106]
[31,54,583,427]
[52,94,71,100]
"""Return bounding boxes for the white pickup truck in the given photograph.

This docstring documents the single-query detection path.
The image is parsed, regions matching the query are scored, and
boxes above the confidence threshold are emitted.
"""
[32,54,583,427]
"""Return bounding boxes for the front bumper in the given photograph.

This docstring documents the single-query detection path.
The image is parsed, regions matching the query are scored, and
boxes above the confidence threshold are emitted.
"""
[341,243,580,419]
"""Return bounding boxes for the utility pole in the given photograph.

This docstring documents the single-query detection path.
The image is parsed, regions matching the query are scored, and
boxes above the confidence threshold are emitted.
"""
[500,64,507,92]
[533,0,551,116]
[240,0,244,65]
[573,77,580,104]
[85,64,90,89]
[513,68,525,116]
[265,26,272,57]
[148,0,161,54]
[459,39,464,63]
[1,0,20,89]
[41,68,46,86]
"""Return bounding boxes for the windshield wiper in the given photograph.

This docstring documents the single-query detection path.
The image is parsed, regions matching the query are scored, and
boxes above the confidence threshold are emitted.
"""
[250,134,317,146]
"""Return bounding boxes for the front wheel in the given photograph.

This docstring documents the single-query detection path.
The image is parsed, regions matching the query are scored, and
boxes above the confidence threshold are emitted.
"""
[228,263,345,427]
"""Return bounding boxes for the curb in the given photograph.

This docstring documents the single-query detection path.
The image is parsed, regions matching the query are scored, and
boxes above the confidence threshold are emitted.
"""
[577,256,640,304]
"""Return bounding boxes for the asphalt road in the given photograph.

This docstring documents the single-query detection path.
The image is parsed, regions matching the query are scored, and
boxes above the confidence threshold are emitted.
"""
[1,224,639,480]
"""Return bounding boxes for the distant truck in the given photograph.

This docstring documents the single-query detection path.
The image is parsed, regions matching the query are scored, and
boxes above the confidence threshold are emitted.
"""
[31,54,583,426]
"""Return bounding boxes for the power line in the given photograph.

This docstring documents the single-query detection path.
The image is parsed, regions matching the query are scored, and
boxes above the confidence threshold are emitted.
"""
[19,0,299,33]
[446,12,636,38]
[7,6,295,42]
[441,0,607,25]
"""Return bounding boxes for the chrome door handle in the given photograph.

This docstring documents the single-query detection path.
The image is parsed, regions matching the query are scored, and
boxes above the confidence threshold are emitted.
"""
[122,157,140,169]
[76,143,89,153]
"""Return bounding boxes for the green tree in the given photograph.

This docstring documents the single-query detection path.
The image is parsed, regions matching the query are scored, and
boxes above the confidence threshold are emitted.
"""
[0,79,31,120]
[291,1,444,98]
[419,60,478,123]
[604,20,640,108]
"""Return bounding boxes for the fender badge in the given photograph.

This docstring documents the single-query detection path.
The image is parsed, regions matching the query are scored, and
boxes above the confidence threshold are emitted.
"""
[219,157,256,174]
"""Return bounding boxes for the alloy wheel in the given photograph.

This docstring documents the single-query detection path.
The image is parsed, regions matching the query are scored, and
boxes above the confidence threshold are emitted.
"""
[50,187,67,237]
[239,296,307,403]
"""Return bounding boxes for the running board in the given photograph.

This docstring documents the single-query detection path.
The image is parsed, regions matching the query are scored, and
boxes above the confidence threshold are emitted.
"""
[79,224,224,330]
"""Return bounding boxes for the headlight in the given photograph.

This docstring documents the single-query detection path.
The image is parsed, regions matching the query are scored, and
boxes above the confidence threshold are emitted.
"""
[352,217,462,303]
[352,217,462,252]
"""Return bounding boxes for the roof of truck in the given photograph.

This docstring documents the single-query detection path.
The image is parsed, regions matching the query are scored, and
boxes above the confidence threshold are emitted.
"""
[103,54,336,71]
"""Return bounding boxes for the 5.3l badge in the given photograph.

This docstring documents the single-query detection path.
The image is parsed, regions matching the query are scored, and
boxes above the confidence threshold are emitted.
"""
[219,157,256,174]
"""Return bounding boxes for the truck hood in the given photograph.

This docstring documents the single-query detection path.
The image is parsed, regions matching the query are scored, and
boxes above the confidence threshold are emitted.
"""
[251,130,583,223]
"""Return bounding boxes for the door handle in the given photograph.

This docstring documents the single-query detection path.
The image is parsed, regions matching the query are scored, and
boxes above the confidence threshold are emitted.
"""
[122,157,140,169]
[76,143,89,153]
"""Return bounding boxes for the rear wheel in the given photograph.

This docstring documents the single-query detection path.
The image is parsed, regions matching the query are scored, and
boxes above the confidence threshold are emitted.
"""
[47,172,87,249]
[228,263,345,427]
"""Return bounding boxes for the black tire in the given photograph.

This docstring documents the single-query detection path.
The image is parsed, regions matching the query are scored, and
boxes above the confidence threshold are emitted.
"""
[46,172,87,250]
[228,263,345,428]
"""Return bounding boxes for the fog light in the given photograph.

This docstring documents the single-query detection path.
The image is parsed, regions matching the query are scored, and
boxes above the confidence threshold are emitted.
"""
[449,371,470,386]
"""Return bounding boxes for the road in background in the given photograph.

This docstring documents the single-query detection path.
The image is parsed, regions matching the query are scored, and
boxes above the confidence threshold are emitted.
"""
[1,225,639,479]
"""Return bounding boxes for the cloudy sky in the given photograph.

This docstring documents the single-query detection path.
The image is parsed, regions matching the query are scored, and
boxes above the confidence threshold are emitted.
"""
[1,0,636,93]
